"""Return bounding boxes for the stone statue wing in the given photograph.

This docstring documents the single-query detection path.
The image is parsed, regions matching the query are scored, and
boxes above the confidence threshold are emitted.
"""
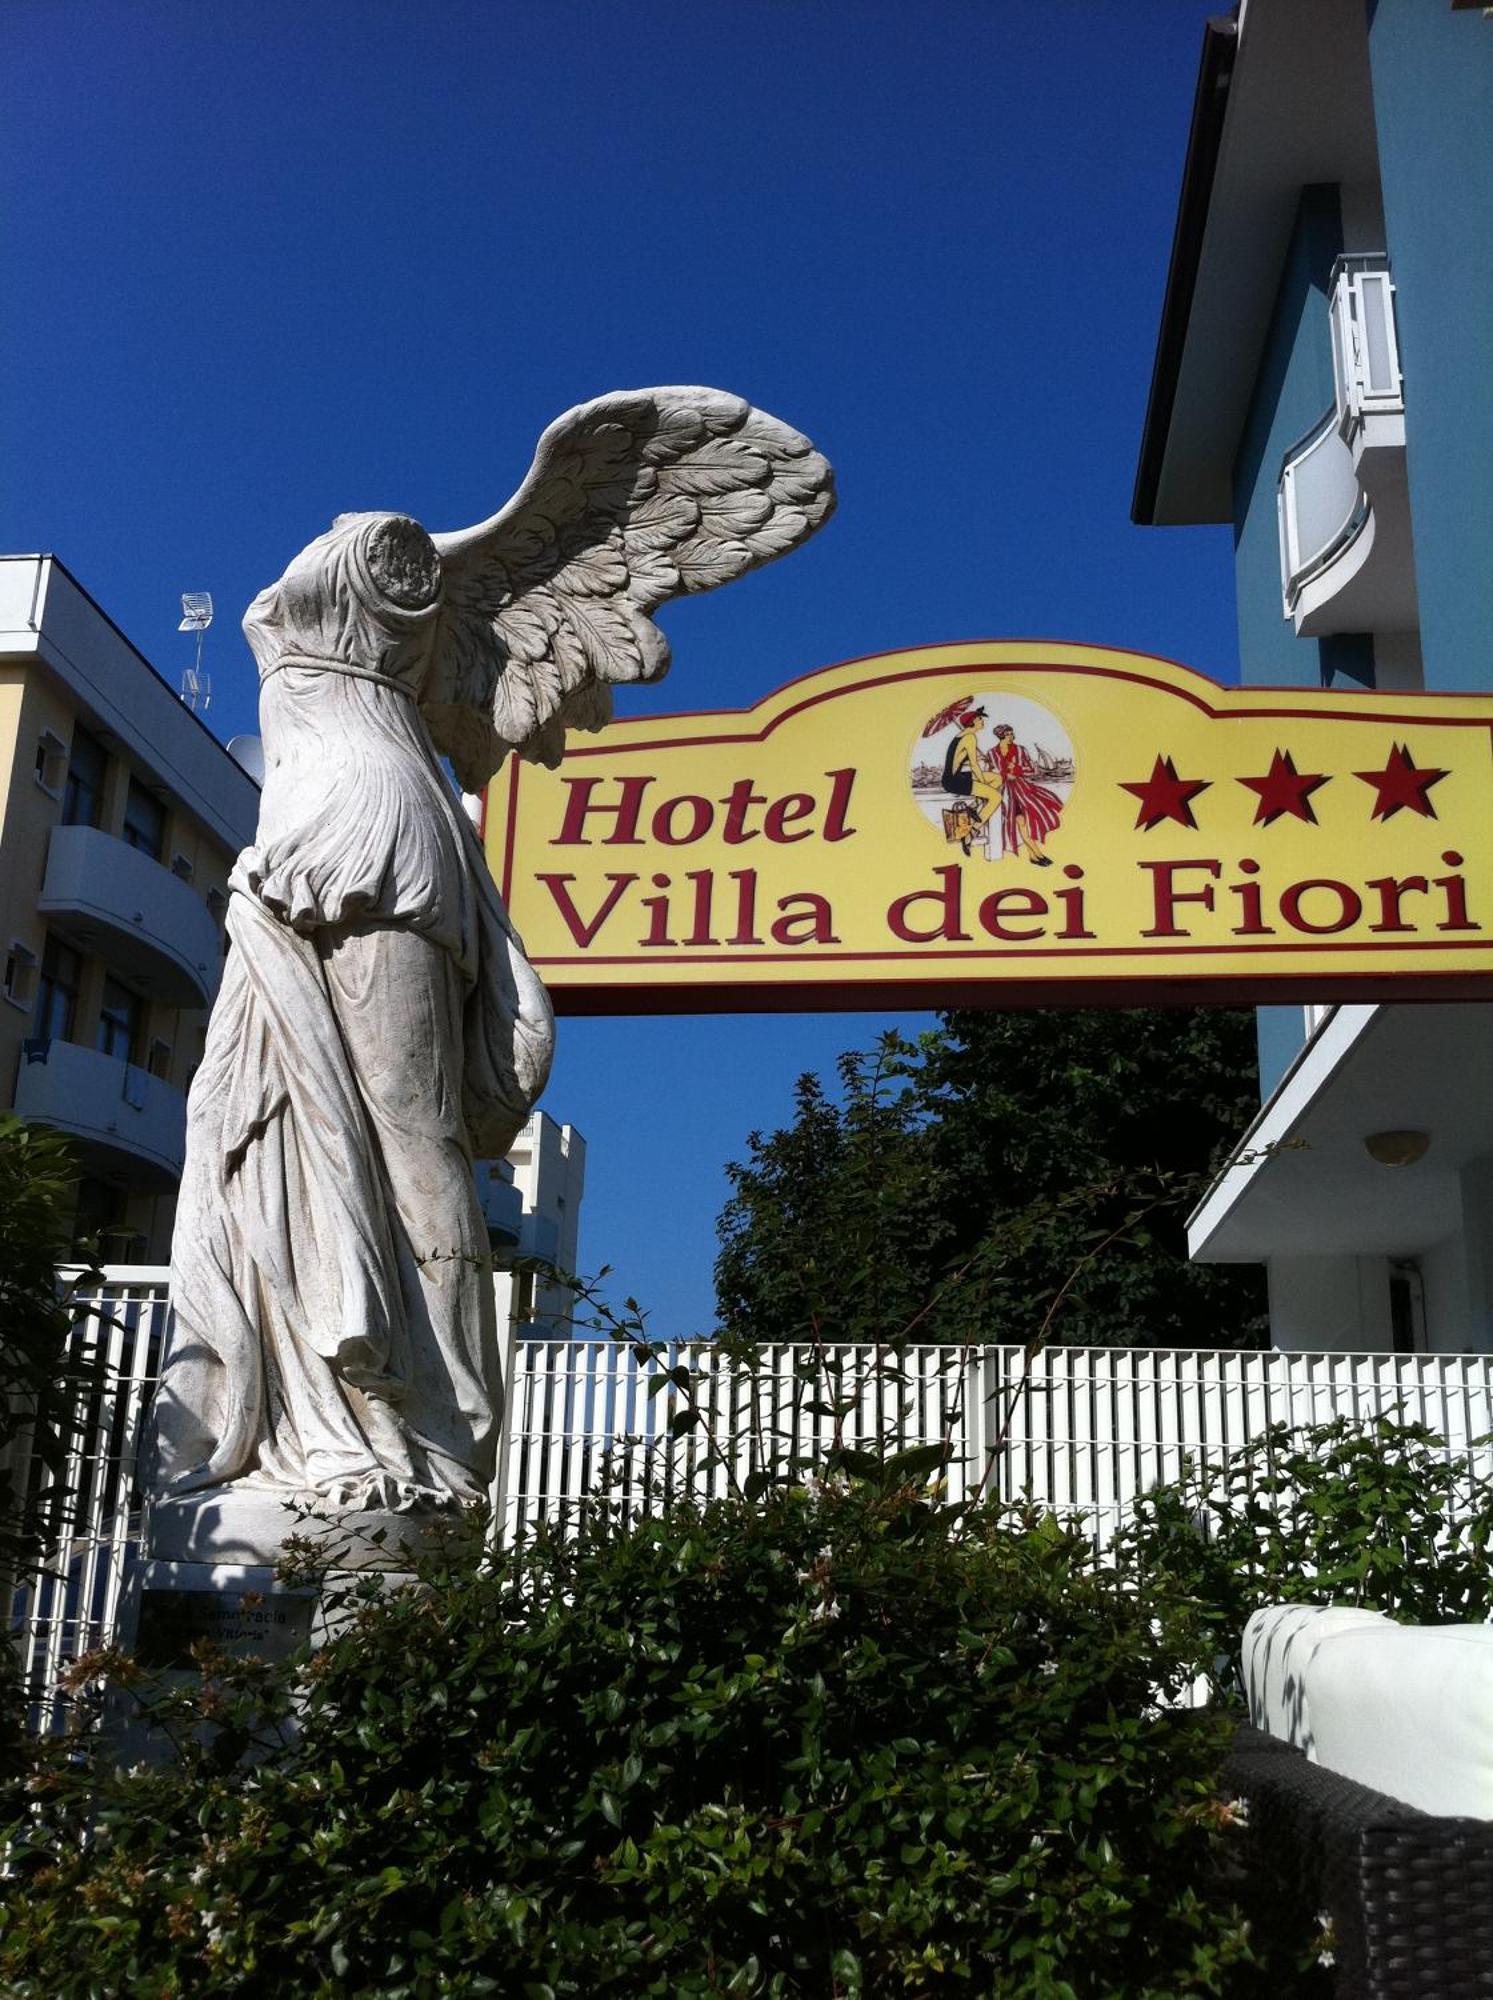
[421,387,835,790]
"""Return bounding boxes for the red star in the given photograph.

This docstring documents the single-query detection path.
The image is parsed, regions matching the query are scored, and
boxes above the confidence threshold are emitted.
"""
[1354,743,1448,821]
[1237,749,1329,827]
[1120,754,1211,831]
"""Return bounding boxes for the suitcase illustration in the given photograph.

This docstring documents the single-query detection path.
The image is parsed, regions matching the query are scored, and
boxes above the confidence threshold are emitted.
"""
[942,802,984,849]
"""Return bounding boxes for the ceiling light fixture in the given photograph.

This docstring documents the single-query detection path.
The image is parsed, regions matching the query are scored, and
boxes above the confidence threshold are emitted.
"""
[1363,1129,1431,1168]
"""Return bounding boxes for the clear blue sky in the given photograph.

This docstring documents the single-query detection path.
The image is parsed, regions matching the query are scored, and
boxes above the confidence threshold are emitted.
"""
[5,1,1237,1338]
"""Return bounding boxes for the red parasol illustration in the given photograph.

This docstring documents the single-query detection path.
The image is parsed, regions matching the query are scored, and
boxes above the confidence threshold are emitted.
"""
[921,693,975,737]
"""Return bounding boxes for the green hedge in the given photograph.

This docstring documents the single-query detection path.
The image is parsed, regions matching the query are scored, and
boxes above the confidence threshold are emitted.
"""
[16,1411,1476,1994]
[3,1484,1276,1999]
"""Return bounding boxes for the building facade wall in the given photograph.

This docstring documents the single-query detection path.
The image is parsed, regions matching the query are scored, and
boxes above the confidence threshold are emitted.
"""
[1266,1253,1392,1354]
[1149,3,1493,1353]
[0,559,254,1260]
[1231,185,1344,693]
[1229,187,1347,1097]
[507,1112,588,1336]
[1366,0,1493,695]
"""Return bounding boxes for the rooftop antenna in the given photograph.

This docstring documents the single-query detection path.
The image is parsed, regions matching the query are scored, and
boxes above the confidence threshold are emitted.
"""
[178,591,214,713]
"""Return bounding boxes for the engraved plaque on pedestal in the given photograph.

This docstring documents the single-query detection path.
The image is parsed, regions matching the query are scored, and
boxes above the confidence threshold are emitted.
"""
[127,1561,316,1669]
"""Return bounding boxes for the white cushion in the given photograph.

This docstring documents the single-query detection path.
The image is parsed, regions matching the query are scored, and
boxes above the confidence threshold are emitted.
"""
[1241,1603,1394,1744]
[1305,1622,1493,1819]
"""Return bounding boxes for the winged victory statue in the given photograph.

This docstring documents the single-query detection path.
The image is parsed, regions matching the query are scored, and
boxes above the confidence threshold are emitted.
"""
[149,389,834,1564]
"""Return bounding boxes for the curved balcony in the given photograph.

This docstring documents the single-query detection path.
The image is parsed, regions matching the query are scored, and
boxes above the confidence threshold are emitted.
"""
[1278,410,1371,628]
[39,824,222,1008]
[14,1037,186,1188]
[1277,254,1416,640]
[475,1159,524,1250]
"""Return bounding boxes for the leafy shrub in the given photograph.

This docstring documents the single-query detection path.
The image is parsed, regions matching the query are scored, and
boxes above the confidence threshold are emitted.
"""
[1114,1415,1493,1690]
[0,1115,104,1791]
[0,1115,101,1584]
[2,1482,1279,1999]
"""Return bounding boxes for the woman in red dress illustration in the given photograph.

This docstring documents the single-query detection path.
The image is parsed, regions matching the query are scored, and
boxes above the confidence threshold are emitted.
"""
[988,721,1063,866]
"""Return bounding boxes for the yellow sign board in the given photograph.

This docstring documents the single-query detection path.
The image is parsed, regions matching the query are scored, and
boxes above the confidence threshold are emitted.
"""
[483,642,1493,1013]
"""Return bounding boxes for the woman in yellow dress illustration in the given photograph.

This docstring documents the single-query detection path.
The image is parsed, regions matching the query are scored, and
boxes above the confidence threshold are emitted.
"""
[943,703,1006,849]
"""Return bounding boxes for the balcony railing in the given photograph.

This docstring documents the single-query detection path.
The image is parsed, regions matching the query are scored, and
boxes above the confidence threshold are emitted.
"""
[1278,409,1369,618]
[39,823,223,1009]
[1329,254,1404,448]
[475,1159,524,1247]
[1278,253,1411,634]
[13,1037,186,1186]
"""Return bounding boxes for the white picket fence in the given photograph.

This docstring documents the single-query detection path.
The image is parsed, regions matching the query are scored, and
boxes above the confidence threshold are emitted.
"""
[12,1271,1493,1727]
[500,1335,1493,1550]
[10,1272,172,1730]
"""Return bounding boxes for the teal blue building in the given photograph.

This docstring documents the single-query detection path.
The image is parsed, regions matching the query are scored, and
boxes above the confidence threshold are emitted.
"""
[1134,0,1493,1354]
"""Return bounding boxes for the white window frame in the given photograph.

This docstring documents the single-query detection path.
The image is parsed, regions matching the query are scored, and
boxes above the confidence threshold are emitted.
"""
[4,941,38,1012]
[34,729,67,798]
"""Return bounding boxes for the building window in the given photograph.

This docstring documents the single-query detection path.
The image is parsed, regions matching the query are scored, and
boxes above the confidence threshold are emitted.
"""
[122,777,167,860]
[33,937,82,1043]
[62,726,107,828]
[4,942,38,1011]
[146,1036,173,1080]
[73,1177,145,1263]
[34,730,67,796]
[96,976,143,1065]
[74,1176,121,1249]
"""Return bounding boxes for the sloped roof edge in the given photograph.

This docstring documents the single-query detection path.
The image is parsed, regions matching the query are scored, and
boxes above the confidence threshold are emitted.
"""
[1131,14,1238,526]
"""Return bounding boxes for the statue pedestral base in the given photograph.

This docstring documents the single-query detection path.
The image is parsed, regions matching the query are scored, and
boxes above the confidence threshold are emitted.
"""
[128,1559,318,1669]
[147,1485,464,1571]
[110,1555,415,1765]
[109,1559,321,1767]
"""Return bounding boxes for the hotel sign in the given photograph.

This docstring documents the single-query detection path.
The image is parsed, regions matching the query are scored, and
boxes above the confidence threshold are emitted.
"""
[483,643,1493,1013]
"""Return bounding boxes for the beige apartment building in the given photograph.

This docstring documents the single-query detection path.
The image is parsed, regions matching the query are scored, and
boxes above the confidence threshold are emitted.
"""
[0,555,259,1261]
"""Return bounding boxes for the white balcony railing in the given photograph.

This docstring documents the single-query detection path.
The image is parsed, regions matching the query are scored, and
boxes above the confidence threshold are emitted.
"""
[39,823,223,1009]
[13,1038,187,1185]
[1278,253,1411,634]
[1278,410,1369,618]
[1329,254,1404,448]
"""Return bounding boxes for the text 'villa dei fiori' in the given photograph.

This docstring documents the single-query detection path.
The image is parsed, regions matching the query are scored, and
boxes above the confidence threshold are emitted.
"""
[485,643,1493,1011]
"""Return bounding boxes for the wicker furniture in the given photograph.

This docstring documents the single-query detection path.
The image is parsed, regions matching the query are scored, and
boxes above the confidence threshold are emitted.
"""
[1227,1722,1493,1996]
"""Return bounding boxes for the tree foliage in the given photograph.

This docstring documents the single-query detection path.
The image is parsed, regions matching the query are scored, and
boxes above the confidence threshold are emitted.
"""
[715,1009,1267,1349]
[0,1114,104,1784]
[0,1116,108,1580]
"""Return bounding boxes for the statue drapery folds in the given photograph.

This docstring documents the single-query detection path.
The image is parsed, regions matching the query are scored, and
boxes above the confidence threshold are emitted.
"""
[150,390,834,1544]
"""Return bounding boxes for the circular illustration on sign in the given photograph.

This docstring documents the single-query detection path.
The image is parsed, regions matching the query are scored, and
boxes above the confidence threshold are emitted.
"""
[911,693,1075,864]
